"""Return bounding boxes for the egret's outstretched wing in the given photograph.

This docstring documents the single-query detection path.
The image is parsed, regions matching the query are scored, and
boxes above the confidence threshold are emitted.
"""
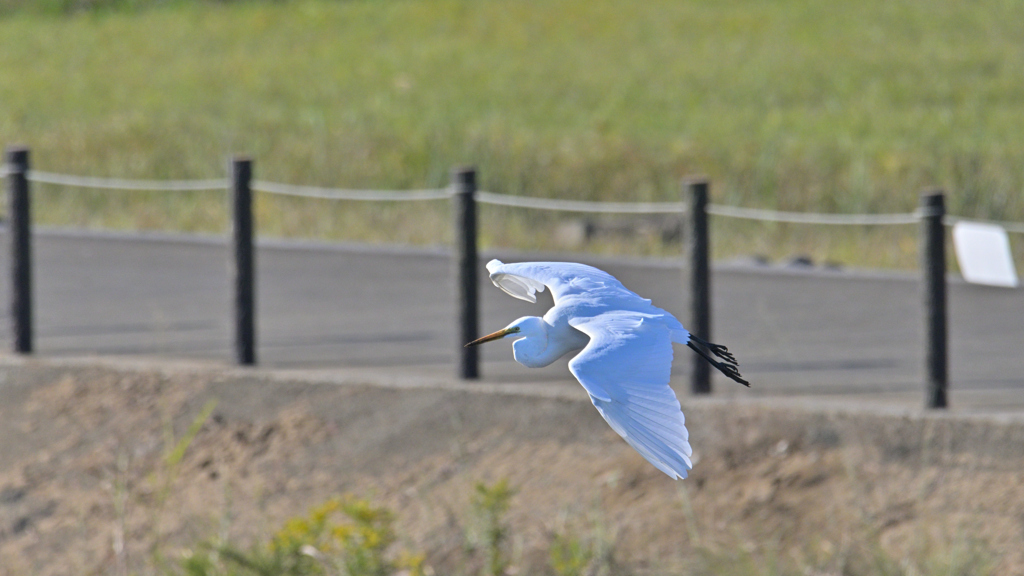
[568,312,692,479]
[486,259,646,304]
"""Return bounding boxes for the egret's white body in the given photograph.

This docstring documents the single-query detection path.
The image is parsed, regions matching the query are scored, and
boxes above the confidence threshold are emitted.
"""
[467,260,747,480]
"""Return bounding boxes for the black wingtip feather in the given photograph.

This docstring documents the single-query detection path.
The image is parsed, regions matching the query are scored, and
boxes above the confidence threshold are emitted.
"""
[718,363,750,387]
[687,340,750,387]
[689,334,739,366]
[708,343,738,366]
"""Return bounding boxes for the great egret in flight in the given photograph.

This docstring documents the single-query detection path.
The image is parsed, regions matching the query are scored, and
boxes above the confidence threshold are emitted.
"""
[466,260,748,479]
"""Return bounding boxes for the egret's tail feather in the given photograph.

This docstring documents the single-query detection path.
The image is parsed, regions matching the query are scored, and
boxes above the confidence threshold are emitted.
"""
[687,341,750,387]
[689,334,739,366]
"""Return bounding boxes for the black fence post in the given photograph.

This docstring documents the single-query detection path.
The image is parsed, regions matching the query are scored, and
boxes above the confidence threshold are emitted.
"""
[232,157,256,366]
[685,178,711,395]
[6,147,33,354]
[453,167,479,379]
[920,190,947,409]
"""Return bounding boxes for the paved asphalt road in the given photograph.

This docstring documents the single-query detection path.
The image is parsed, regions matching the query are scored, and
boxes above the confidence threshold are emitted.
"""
[2,229,1021,408]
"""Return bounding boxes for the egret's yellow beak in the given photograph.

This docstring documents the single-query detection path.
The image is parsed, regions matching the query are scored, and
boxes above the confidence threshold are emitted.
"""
[464,327,517,347]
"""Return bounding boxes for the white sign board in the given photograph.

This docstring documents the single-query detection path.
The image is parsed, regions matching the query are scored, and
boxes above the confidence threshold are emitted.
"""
[952,221,1019,288]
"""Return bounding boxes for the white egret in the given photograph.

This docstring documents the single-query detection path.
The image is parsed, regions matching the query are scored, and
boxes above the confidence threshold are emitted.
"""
[466,260,748,479]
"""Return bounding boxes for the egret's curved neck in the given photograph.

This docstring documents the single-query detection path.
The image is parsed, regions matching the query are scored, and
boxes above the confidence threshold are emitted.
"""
[511,317,585,368]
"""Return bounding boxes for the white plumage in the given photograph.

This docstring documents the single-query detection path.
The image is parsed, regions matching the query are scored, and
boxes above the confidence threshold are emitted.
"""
[466,260,748,480]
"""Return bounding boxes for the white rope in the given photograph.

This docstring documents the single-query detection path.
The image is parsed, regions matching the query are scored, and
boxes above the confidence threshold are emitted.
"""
[8,168,1024,233]
[27,170,227,191]
[945,216,1024,235]
[706,204,920,225]
[476,191,685,214]
[253,180,451,201]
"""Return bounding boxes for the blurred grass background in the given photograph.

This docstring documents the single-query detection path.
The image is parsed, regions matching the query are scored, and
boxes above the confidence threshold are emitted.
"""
[1,0,1023,268]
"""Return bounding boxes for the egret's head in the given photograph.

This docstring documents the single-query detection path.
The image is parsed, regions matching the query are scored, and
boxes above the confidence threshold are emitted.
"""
[464,316,540,347]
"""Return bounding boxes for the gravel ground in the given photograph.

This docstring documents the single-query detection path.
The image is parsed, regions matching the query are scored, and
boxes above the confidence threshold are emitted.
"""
[1,358,1022,575]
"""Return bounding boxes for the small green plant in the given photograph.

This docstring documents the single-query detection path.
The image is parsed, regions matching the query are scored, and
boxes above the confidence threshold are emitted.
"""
[149,399,219,572]
[548,531,594,576]
[177,496,425,576]
[466,479,517,576]
[547,509,623,576]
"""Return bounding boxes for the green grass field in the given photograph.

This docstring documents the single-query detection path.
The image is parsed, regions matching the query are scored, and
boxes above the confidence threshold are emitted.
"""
[2,0,1023,267]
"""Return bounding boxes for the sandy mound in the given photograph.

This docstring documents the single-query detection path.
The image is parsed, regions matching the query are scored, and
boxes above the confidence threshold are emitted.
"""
[0,361,1022,575]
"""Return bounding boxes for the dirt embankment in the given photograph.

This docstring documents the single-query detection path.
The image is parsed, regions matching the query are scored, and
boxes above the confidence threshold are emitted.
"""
[0,360,1022,575]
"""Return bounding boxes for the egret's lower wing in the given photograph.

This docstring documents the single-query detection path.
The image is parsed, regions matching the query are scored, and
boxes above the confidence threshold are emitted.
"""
[568,312,692,479]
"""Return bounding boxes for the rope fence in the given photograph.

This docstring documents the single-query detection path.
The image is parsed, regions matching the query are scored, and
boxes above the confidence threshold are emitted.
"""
[945,215,1024,235]
[5,149,1022,409]
[705,204,919,226]
[252,180,451,202]
[476,191,684,214]
[28,170,227,191]
[10,166,1022,231]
